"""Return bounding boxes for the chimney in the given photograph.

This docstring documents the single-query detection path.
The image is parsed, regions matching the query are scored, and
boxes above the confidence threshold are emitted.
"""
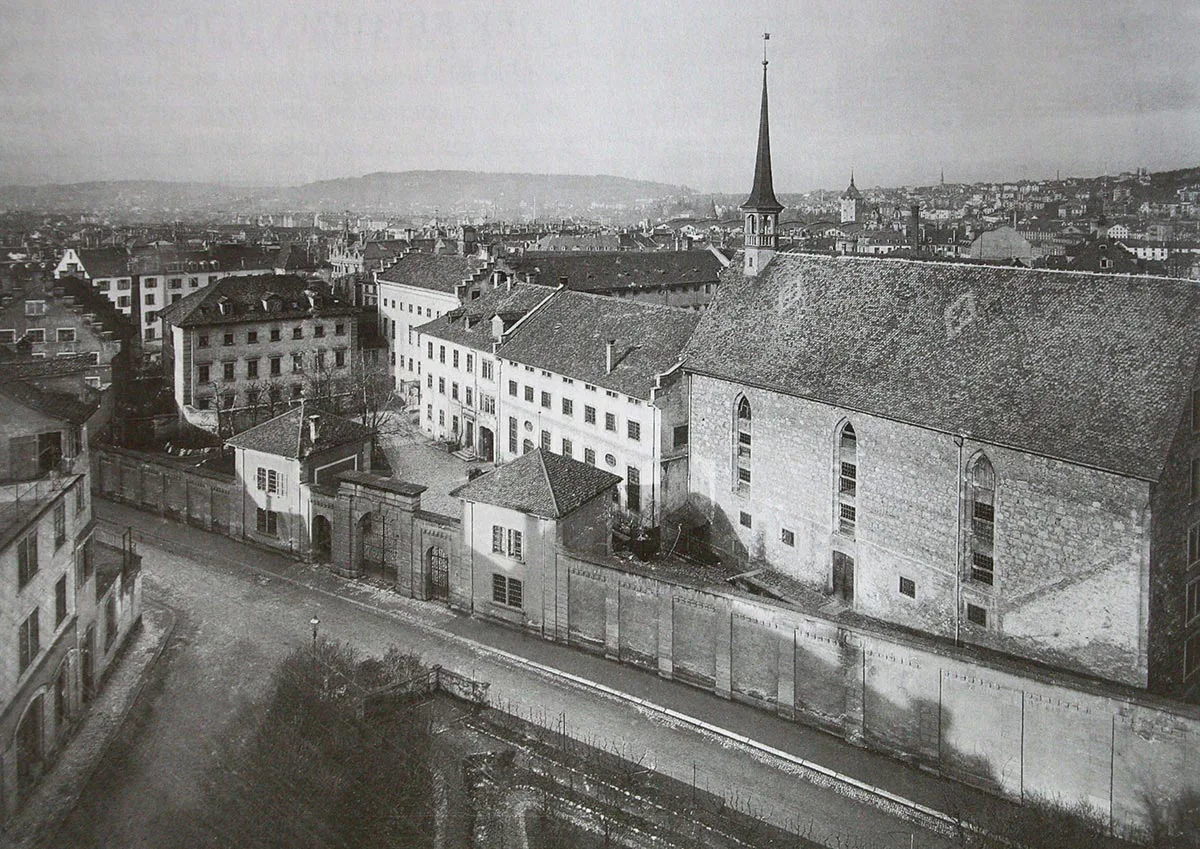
[909,203,920,250]
[307,414,320,443]
[558,276,568,290]
[606,339,616,374]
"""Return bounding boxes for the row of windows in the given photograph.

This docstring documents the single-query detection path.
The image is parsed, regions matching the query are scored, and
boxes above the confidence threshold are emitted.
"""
[196,349,348,383]
[198,322,346,348]
[195,383,305,409]
[18,573,71,675]
[0,328,80,343]
[500,419,643,510]
[735,396,998,588]
[506,382,644,440]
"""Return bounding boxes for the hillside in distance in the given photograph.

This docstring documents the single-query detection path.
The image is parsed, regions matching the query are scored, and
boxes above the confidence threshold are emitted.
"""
[0,171,695,219]
[265,170,695,215]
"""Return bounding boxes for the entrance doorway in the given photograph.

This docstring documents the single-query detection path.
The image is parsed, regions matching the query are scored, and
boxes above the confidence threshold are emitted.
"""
[312,514,332,561]
[832,551,855,603]
[464,420,475,454]
[427,545,449,601]
[16,695,44,798]
[478,427,495,462]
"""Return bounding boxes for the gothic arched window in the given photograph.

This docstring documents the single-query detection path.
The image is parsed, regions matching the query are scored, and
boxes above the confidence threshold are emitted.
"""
[735,396,752,491]
[967,454,995,585]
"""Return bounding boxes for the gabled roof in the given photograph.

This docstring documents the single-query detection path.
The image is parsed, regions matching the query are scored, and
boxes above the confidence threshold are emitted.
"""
[375,251,485,294]
[450,449,621,519]
[496,289,700,398]
[225,403,373,460]
[418,282,554,349]
[159,274,356,328]
[499,250,723,293]
[684,254,1200,480]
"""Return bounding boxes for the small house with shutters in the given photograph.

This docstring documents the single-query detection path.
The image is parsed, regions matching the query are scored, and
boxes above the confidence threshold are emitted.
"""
[225,404,373,556]
[451,449,619,631]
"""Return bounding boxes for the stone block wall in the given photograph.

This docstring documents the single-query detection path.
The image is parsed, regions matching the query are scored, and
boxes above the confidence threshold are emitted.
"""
[687,374,1151,688]
[539,548,1200,838]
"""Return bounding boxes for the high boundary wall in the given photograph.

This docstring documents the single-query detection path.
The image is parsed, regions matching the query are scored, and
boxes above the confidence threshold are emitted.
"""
[546,548,1200,838]
[93,446,243,538]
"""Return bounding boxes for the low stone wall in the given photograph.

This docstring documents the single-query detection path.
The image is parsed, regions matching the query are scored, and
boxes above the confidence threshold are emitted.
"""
[548,549,1200,838]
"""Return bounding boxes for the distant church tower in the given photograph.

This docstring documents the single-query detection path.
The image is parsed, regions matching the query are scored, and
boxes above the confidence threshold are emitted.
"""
[840,171,863,224]
[741,36,783,277]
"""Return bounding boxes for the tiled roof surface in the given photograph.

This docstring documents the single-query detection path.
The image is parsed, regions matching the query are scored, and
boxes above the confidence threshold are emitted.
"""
[159,274,356,327]
[376,252,484,294]
[0,380,97,425]
[77,248,131,279]
[450,449,620,519]
[418,282,554,349]
[684,254,1200,480]
[225,404,373,459]
[0,351,94,378]
[497,289,700,398]
[500,250,723,292]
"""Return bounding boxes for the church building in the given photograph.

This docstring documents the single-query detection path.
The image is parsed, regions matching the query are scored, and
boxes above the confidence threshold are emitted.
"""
[681,54,1200,703]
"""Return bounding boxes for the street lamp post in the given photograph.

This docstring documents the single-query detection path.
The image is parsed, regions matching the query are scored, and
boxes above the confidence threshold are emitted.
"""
[310,616,320,658]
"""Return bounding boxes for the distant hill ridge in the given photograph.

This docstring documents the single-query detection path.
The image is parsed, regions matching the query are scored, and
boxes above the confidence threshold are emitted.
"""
[0,170,696,215]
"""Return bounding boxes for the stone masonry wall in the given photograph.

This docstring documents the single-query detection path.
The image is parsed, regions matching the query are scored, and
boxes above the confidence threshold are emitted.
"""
[687,374,1151,688]
[546,548,1200,839]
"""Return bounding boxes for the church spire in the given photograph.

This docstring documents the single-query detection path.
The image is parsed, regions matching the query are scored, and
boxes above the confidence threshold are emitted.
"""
[741,34,782,277]
[741,41,783,215]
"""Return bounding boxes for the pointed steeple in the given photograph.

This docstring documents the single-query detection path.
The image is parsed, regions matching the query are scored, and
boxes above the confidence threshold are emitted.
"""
[741,59,784,214]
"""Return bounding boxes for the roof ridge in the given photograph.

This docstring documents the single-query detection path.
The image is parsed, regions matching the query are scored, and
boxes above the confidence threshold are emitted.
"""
[537,450,561,517]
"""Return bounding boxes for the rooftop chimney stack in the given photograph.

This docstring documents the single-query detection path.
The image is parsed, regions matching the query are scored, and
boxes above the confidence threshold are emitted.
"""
[606,339,616,374]
[308,414,320,443]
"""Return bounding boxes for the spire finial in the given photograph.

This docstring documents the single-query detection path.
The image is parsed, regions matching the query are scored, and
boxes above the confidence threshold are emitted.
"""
[762,32,770,66]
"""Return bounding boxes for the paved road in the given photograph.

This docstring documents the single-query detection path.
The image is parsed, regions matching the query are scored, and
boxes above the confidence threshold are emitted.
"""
[52,500,973,849]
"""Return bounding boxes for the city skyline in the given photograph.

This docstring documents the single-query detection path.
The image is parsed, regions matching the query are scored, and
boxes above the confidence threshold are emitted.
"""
[2,0,1197,192]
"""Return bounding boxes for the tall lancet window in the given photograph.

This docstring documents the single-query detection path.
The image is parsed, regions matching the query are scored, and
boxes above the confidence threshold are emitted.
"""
[967,455,996,585]
[836,423,857,537]
[735,396,752,491]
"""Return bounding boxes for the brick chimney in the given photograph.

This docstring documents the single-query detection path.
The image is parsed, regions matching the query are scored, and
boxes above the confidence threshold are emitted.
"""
[606,339,616,374]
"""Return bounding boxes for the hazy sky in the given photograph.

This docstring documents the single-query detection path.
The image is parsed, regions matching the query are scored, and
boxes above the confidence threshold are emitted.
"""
[2,0,1197,192]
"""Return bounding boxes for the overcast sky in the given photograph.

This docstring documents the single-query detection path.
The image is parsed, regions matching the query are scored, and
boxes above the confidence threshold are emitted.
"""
[2,0,1197,192]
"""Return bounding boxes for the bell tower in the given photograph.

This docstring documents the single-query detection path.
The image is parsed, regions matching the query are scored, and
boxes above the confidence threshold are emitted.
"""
[740,34,783,277]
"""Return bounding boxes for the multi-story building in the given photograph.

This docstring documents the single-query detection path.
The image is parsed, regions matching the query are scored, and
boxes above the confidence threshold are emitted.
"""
[417,282,555,461]
[0,379,140,817]
[0,276,130,387]
[159,275,360,429]
[492,289,698,530]
[680,58,1200,700]
[52,248,131,307]
[128,246,275,353]
[376,250,491,400]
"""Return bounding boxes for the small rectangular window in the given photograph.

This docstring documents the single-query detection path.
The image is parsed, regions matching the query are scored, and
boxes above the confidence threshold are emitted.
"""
[540,391,551,409]
[492,525,504,553]
[561,438,573,457]
[605,412,616,432]
[18,533,38,587]
[739,511,752,528]
[1188,524,1199,566]
[223,332,234,346]
[53,501,66,548]
[673,425,688,448]
[971,552,995,585]
[56,328,76,343]
[19,609,39,672]
[540,430,551,450]
[524,386,534,403]
[966,603,987,627]
[627,421,641,441]
[899,576,916,598]
[507,529,523,560]
[781,528,795,546]
[584,405,596,425]
[584,448,596,465]
[508,380,518,397]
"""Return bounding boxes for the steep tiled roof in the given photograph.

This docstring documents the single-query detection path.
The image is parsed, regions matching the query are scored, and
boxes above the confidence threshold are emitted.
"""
[500,250,723,293]
[77,247,130,279]
[418,282,555,349]
[741,64,783,214]
[225,403,373,460]
[159,274,357,327]
[684,254,1200,480]
[496,289,699,398]
[376,251,484,294]
[450,449,621,519]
